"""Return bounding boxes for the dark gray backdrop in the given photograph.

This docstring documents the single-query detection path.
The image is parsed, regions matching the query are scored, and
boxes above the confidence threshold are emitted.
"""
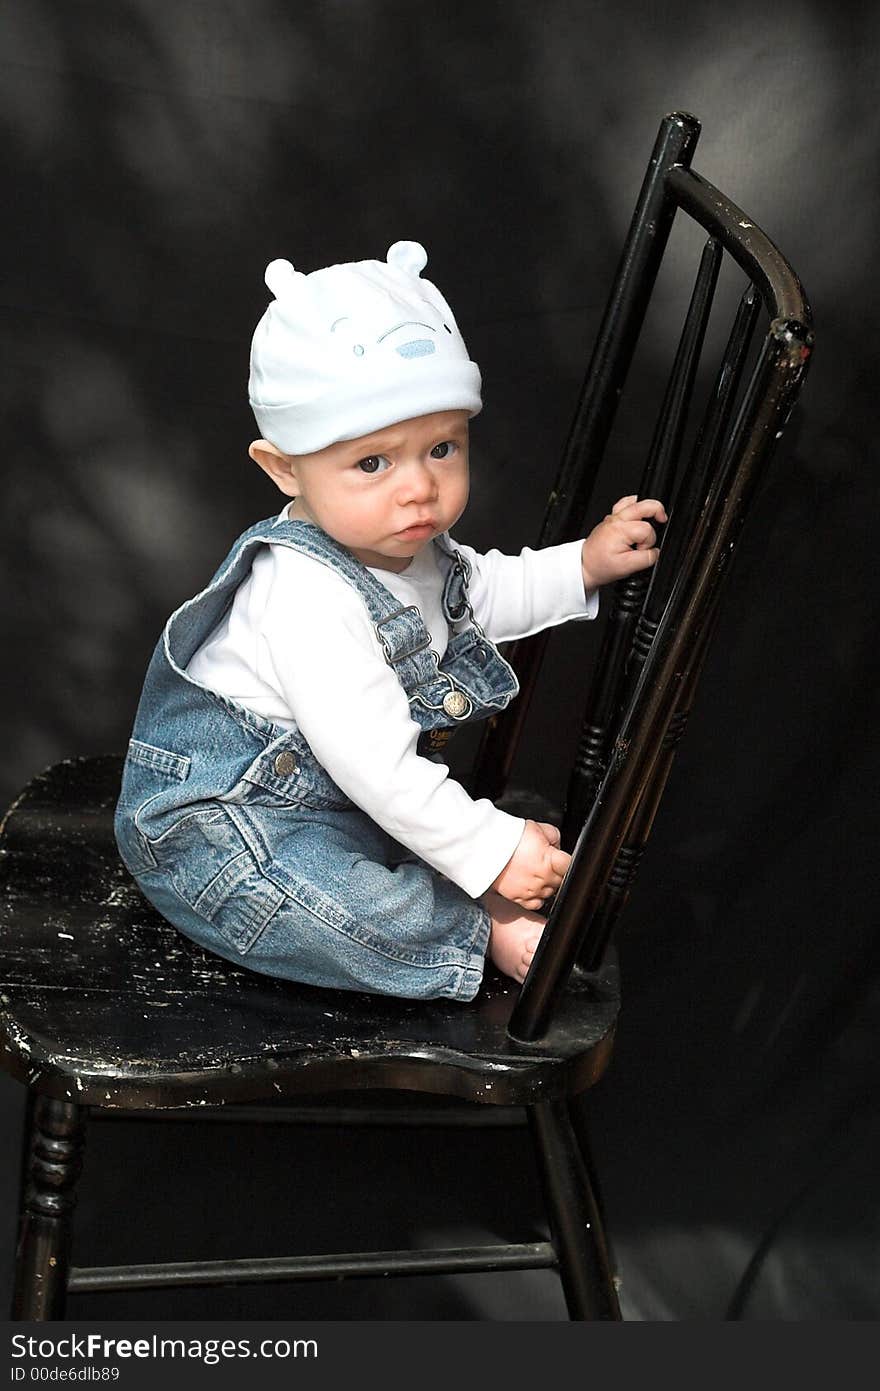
[1,0,877,1320]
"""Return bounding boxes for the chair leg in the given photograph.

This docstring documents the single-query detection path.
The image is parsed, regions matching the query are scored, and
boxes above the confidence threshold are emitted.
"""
[567,1096,607,1221]
[12,1096,86,1320]
[528,1100,621,1320]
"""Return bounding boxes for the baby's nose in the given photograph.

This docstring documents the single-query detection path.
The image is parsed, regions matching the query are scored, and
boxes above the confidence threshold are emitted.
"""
[399,460,437,501]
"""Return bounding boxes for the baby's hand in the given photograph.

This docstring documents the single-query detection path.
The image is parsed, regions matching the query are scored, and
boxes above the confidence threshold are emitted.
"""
[490,820,571,910]
[581,495,668,591]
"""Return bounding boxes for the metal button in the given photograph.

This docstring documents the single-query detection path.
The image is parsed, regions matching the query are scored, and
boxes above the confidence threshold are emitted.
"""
[473,645,488,666]
[442,690,472,719]
[273,751,300,777]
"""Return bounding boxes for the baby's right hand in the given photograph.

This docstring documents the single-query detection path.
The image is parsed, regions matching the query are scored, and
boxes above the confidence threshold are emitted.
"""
[490,820,572,910]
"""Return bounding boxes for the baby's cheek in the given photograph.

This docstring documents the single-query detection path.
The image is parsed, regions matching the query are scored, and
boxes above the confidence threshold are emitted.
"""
[451,473,470,516]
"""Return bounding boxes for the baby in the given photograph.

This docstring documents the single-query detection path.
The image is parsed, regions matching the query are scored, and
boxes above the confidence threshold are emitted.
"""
[114,241,664,1002]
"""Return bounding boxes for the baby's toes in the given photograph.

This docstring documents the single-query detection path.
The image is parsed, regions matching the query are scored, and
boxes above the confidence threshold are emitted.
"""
[518,936,542,979]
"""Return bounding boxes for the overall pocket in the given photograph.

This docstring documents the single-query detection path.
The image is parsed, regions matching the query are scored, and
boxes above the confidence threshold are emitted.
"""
[115,738,192,876]
[147,804,287,954]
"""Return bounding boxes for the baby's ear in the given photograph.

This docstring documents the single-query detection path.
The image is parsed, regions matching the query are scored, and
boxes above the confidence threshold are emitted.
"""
[249,440,297,496]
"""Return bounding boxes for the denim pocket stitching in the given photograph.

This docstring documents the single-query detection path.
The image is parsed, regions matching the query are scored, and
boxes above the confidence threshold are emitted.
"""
[192,850,287,951]
[141,805,224,849]
[126,739,191,781]
[242,768,351,811]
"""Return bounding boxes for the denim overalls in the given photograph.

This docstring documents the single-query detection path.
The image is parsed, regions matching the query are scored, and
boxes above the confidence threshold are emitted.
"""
[114,517,519,1002]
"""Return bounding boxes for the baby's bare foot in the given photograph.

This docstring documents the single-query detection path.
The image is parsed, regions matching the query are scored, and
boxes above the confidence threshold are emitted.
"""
[481,889,545,984]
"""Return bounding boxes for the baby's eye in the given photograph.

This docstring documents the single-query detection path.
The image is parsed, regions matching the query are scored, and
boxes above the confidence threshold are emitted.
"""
[357,454,392,474]
[430,441,457,460]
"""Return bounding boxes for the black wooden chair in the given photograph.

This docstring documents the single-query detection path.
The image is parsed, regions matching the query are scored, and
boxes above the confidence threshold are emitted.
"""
[0,111,812,1321]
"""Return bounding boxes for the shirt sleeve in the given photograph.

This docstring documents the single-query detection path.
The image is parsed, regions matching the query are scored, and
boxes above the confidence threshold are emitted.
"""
[255,547,525,898]
[452,537,599,642]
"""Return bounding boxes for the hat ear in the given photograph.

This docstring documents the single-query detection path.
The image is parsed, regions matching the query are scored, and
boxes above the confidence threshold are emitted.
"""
[264,259,307,298]
[386,241,428,277]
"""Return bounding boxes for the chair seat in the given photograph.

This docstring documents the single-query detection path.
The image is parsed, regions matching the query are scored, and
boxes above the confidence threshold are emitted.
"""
[0,756,619,1110]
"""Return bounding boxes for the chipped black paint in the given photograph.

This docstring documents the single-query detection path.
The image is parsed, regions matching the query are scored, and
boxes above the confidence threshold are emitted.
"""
[0,756,619,1111]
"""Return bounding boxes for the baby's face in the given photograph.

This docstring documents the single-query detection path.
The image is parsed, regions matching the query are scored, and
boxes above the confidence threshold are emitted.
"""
[284,410,470,572]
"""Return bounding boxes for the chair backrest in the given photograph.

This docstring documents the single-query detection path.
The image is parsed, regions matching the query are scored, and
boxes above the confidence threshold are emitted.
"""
[469,111,814,1043]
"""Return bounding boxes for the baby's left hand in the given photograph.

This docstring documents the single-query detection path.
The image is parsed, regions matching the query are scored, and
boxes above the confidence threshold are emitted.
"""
[581,494,668,592]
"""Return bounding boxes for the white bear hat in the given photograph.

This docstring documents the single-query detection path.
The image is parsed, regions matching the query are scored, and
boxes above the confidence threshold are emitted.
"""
[248,240,483,454]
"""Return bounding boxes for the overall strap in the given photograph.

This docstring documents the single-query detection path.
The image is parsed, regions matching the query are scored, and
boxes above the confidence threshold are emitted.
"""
[266,519,438,691]
[433,532,483,633]
[164,516,482,702]
[268,522,512,735]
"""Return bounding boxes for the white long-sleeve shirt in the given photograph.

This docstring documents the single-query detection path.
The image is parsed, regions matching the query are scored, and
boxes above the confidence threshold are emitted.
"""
[187,510,598,896]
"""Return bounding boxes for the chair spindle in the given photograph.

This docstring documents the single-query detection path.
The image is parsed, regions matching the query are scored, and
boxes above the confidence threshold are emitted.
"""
[509,316,813,1043]
[470,111,702,804]
[560,236,722,848]
[574,285,763,967]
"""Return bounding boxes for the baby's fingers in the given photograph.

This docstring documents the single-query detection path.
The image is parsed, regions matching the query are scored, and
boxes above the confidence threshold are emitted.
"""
[610,494,638,515]
[623,497,667,523]
[624,546,660,572]
[610,496,667,524]
[622,519,658,549]
[536,821,562,846]
[550,848,572,878]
